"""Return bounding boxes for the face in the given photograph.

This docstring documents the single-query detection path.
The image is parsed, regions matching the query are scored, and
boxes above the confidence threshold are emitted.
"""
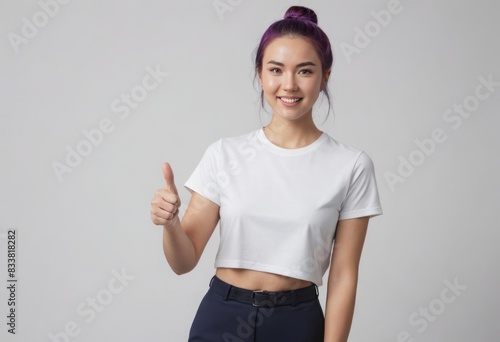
[258,36,330,123]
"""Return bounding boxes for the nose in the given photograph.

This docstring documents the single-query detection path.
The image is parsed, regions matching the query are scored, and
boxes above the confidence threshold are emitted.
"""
[282,72,297,92]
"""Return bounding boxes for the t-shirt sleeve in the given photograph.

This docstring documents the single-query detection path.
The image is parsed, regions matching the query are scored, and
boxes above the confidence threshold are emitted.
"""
[183,140,221,206]
[339,151,383,220]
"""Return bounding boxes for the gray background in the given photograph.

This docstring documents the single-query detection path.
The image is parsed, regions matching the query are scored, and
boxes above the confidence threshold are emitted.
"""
[1,0,499,341]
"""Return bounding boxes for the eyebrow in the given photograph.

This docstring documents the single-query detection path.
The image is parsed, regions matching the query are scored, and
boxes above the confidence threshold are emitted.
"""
[267,60,317,68]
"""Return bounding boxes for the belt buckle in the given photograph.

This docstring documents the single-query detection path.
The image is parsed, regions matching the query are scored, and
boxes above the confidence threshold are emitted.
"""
[252,290,269,307]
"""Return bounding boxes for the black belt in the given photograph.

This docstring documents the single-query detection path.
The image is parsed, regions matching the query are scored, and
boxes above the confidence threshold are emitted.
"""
[209,275,319,307]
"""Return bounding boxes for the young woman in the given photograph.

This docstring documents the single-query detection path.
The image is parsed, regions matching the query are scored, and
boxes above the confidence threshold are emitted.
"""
[151,6,382,342]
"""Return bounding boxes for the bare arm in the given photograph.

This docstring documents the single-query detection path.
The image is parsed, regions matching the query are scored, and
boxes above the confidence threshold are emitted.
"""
[324,217,369,342]
[150,163,220,275]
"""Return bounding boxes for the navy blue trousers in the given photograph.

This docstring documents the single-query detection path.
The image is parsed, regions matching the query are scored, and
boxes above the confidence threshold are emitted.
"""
[188,276,324,342]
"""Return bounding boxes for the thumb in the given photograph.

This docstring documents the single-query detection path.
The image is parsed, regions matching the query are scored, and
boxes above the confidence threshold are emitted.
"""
[162,162,178,194]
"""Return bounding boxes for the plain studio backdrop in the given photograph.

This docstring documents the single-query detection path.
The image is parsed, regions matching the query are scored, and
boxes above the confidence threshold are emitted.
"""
[0,0,499,341]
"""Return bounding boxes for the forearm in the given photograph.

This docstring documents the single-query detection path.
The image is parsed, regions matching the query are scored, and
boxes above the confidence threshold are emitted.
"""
[162,215,197,275]
[323,276,358,342]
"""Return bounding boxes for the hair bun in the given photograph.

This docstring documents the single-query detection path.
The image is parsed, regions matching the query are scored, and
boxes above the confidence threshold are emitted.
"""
[284,6,318,24]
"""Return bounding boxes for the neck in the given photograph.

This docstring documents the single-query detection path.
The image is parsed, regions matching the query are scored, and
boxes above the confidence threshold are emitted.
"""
[263,115,322,149]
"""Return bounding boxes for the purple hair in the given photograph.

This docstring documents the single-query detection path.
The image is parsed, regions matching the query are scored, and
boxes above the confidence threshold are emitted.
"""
[254,6,334,118]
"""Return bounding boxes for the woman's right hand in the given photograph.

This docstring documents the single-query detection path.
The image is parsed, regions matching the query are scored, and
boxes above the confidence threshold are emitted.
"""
[150,162,181,228]
[151,161,220,274]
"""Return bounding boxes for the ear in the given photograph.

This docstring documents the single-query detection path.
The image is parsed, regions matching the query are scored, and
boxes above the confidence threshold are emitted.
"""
[322,68,332,90]
[257,68,263,86]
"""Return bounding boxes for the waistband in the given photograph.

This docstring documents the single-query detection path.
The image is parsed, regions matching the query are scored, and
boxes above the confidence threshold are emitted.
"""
[208,275,319,307]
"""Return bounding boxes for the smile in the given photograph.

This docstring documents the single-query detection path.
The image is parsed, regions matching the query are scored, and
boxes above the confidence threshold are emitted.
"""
[278,97,302,104]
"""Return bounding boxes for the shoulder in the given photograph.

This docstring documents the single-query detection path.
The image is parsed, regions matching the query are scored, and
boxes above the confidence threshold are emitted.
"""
[220,129,260,146]
[202,129,261,157]
[207,129,261,152]
[322,133,374,166]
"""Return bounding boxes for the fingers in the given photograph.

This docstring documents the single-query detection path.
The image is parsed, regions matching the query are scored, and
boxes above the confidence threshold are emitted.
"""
[156,188,180,207]
[150,188,181,227]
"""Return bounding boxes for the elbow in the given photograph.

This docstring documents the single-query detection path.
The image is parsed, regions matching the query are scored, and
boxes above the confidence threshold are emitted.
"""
[172,266,193,276]
[173,269,187,276]
[169,260,197,276]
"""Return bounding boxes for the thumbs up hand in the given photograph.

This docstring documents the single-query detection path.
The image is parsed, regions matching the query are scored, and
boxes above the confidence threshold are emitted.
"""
[151,162,181,228]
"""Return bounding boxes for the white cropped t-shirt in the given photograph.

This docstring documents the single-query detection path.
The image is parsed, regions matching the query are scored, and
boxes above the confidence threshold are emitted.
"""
[184,128,383,286]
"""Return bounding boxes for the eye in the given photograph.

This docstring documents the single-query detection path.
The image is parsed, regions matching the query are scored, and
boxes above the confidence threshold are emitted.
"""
[269,68,281,74]
[299,69,313,75]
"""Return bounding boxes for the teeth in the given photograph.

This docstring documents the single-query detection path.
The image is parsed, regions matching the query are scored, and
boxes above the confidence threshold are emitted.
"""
[280,97,301,103]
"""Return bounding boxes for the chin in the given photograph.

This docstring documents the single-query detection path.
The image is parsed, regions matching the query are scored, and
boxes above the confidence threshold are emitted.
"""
[277,112,309,121]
